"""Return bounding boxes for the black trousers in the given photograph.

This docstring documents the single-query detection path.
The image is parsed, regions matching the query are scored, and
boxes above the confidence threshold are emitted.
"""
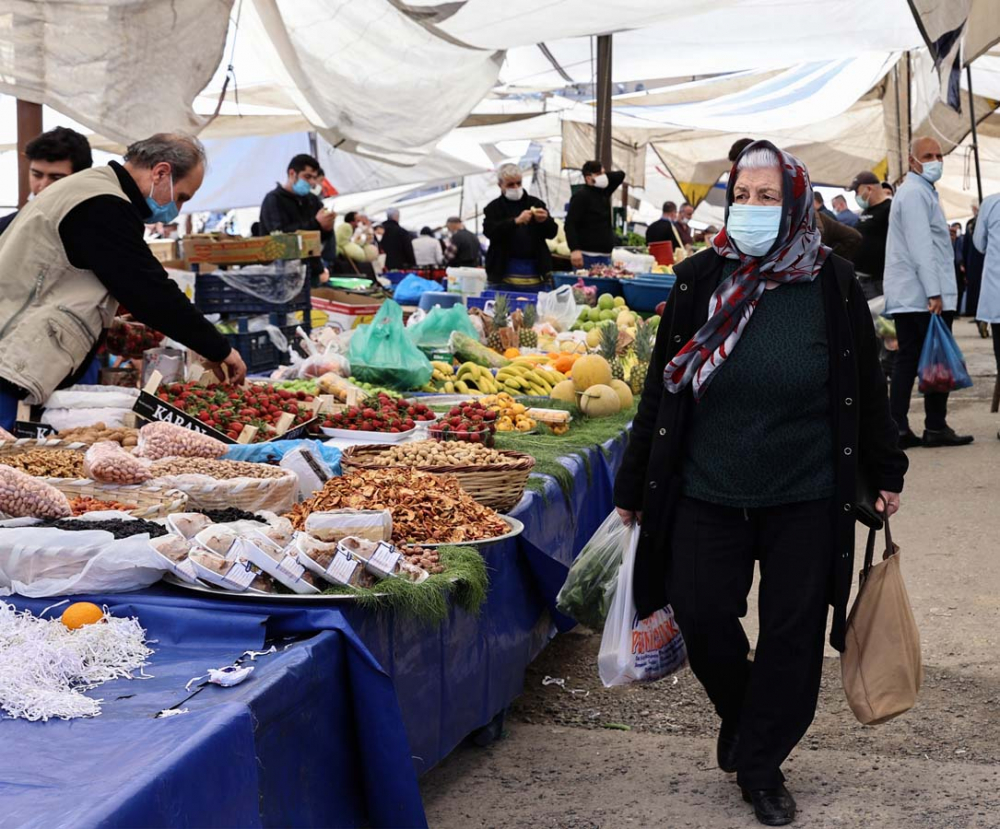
[889,311,955,434]
[993,324,1000,376]
[669,497,832,789]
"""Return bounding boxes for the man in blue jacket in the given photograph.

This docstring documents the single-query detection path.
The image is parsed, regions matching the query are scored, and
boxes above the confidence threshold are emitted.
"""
[884,136,973,449]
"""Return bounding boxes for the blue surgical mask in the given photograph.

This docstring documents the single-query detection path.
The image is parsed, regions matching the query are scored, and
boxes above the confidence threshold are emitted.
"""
[855,190,870,211]
[292,177,312,196]
[726,204,783,257]
[919,160,943,184]
[146,176,179,224]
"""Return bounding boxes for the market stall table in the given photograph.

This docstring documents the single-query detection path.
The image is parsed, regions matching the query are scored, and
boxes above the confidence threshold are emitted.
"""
[2,433,628,828]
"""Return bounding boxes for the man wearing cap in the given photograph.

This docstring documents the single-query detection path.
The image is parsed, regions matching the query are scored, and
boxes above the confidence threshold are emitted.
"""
[849,171,892,300]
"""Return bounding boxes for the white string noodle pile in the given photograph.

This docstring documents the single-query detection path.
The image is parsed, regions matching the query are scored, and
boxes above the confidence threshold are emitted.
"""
[0,601,152,721]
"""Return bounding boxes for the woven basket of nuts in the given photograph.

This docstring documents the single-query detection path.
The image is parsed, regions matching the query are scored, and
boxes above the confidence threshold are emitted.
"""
[340,441,535,513]
[147,457,299,514]
[0,439,89,478]
[40,478,189,520]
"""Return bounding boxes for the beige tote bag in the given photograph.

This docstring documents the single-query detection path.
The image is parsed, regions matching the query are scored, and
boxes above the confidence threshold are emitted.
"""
[841,515,923,725]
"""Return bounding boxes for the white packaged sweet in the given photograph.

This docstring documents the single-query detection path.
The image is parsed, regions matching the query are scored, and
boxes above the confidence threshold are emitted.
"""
[305,509,392,543]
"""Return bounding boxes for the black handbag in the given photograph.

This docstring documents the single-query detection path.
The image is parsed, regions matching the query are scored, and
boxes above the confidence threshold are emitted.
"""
[855,468,884,531]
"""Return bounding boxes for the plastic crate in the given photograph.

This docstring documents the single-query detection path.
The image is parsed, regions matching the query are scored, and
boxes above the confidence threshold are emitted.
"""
[464,290,539,314]
[222,315,309,374]
[623,275,676,312]
[194,271,311,315]
[551,271,624,297]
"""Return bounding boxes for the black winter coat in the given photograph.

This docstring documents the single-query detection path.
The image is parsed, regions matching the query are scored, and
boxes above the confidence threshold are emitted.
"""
[380,219,416,270]
[613,249,908,652]
[483,194,557,283]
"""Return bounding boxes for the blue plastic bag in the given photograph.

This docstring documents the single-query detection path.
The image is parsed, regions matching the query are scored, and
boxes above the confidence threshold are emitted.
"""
[222,439,342,475]
[392,274,440,304]
[917,315,973,394]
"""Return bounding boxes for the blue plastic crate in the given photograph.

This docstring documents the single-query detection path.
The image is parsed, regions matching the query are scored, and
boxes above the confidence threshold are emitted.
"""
[194,272,311,315]
[464,290,538,314]
[551,271,624,298]
[222,314,311,374]
[623,275,676,312]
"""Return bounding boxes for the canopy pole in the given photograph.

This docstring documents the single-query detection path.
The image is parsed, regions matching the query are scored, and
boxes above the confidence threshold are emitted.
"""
[16,100,43,207]
[966,63,984,205]
[595,34,613,170]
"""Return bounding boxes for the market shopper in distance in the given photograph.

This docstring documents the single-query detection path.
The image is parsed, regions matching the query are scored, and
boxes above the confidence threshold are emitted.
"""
[831,194,859,227]
[849,170,891,299]
[565,160,625,269]
[379,208,416,271]
[884,136,973,449]
[259,153,334,285]
[0,127,93,236]
[445,216,483,267]
[971,191,1000,435]
[0,133,246,433]
[614,141,907,827]
[483,163,557,291]
[645,201,685,250]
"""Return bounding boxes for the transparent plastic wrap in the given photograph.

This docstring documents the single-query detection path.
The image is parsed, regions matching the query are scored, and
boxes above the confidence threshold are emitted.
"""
[136,422,228,460]
[556,511,629,631]
[213,260,307,304]
[537,285,580,332]
[83,441,152,485]
[0,467,72,519]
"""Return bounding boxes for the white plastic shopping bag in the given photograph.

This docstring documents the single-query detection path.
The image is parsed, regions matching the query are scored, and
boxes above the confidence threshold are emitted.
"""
[598,521,687,687]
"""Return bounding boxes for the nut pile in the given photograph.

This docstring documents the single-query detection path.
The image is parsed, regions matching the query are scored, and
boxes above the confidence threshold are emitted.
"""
[54,424,139,447]
[136,422,227,460]
[399,544,445,574]
[83,442,151,485]
[361,440,510,468]
[150,457,287,480]
[0,449,85,478]
[0,466,71,519]
[68,496,138,516]
[286,468,509,544]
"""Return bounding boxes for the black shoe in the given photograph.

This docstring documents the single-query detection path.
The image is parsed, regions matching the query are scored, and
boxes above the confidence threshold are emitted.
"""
[717,722,739,773]
[742,785,797,826]
[897,430,923,449]
[923,427,974,447]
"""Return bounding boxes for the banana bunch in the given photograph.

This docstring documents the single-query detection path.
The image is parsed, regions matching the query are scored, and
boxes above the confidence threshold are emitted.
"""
[451,361,500,395]
[419,360,459,393]
[495,361,567,397]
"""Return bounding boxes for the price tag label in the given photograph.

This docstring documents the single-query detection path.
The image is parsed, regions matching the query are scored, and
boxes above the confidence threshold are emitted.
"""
[222,560,258,590]
[176,559,198,581]
[325,551,359,585]
[277,555,305,580]
[368,541,401,577]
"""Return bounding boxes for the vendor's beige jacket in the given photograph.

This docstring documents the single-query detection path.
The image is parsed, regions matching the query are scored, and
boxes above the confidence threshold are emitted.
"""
[0,166,124,403]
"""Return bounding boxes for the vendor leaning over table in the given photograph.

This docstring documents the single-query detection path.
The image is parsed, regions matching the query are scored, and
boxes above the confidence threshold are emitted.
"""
[564,159,626,270]
[0,133,247,433]
[483,163,558,292]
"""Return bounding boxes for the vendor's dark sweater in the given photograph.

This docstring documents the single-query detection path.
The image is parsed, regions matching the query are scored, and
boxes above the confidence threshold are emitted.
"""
[564,170,625,253]
[483,193,557,283]
[683,260,835,508]
[0,161,232,399]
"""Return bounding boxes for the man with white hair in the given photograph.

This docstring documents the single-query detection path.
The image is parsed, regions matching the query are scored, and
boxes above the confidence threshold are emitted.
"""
[0,133,246,431]
[483,162,557,290]
[884,136,972,448]
[445,216,482,267]
[380,207,416,270]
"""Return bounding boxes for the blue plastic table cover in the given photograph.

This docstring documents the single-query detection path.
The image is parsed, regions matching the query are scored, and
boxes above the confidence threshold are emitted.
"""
[1,432,628,828]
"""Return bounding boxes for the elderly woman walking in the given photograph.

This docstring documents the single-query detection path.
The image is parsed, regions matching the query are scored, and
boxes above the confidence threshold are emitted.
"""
[614,141,908,826]
[483,163,558,291]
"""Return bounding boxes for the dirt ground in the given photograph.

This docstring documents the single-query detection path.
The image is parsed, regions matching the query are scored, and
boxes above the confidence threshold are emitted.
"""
[421,322,1000,828]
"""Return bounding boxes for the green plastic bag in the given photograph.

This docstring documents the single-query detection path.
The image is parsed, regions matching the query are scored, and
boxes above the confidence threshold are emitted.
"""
[348,299,433,390]
[406,305,479,350]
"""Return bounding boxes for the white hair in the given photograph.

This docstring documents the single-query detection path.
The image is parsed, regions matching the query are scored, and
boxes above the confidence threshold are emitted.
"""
[497,163,521,184]
[735,147,780,172]
[386,208,400,221]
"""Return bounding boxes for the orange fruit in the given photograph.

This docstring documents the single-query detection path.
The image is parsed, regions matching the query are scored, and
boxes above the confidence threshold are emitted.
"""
[61,602,105,630]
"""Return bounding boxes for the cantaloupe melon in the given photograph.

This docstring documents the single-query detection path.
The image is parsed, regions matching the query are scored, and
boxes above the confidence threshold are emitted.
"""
[571,355,613,392]
[579,384,622,417]
[609,379,634,409]
[550,379,577,404]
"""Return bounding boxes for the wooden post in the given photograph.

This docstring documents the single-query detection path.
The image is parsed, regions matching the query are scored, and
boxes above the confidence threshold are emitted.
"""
[595,34,613,171]
[16,100,43,207]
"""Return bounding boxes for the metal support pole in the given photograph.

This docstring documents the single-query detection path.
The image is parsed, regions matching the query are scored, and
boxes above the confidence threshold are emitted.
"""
[595,35,613,169]
[966,63,984,205]
[16,100,43,207]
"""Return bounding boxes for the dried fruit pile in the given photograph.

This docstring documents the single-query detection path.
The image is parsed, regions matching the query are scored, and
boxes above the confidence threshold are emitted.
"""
[286,468,509,544]
[0,449,85,478]
[68,496,138,516]
[150,458,287,480]
[399,544,445,574]
[320,393,435,433]
[155,382,316,441]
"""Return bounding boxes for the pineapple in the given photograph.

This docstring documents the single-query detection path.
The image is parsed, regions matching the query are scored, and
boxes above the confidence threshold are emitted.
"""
[488,294,509,352]
[599,323,625,381]
[629,318,654,395]
[520,303,539,348]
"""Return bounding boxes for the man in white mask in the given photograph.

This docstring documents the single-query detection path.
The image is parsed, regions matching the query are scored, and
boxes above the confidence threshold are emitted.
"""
[565,160,626,269]
[884,136,972,449]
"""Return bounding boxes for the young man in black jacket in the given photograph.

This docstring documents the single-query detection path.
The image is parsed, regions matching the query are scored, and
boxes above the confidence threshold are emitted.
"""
[565,160,625,268]
[259,153,334,284]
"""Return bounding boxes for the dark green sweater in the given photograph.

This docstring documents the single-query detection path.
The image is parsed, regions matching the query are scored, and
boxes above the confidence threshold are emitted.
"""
[682,260,835,508]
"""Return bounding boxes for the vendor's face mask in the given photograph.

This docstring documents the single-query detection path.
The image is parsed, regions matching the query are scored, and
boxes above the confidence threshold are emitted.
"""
[146,172,179,224]
[503,186,524,201]
[292,177,312,196]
